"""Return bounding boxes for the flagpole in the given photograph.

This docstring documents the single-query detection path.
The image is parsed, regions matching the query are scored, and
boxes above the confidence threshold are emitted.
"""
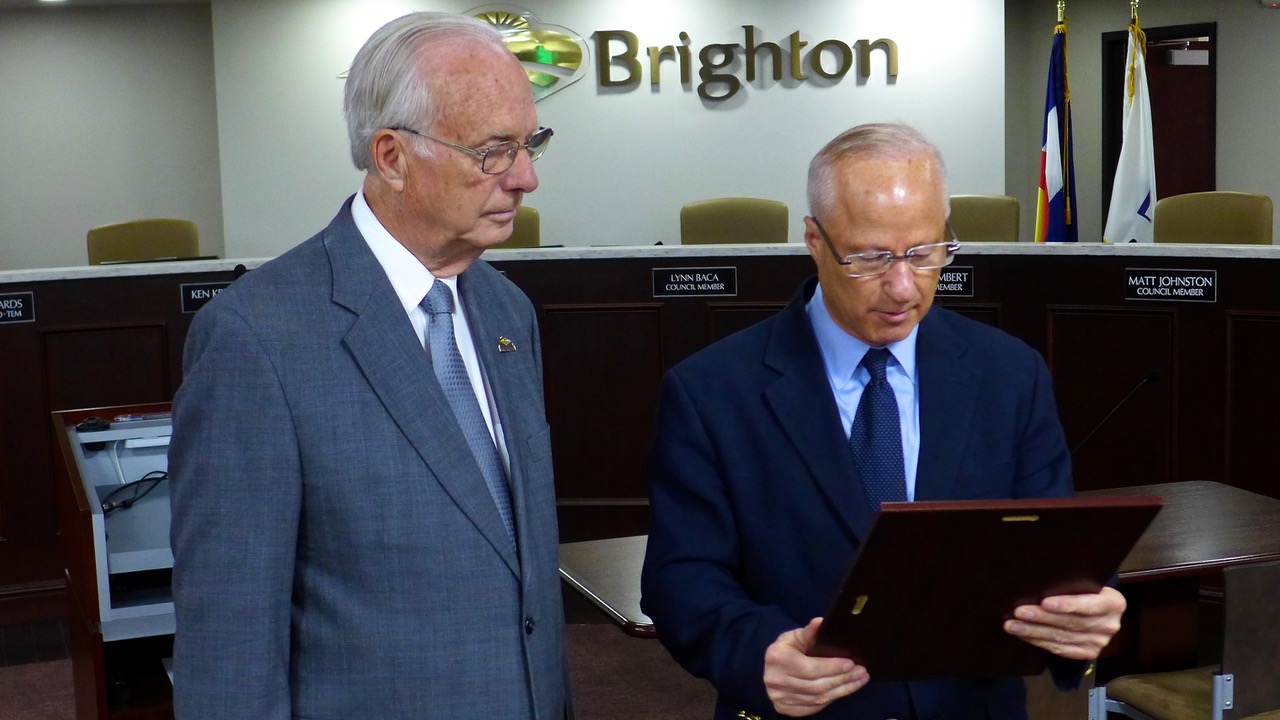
[1035,0,1077,242]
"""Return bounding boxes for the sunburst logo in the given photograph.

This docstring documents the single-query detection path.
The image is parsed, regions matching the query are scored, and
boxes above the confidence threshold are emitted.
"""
[468,5,590,102]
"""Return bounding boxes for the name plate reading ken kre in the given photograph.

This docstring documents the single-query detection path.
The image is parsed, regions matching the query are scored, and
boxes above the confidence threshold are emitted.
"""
[1125,268,1217,303]
[0,292,36,324]
[934,266,974,298]
[652,267,738,298]
[181,282,232,314]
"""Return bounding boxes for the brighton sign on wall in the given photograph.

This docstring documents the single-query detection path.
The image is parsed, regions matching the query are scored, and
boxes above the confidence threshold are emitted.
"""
[594,27,899,101]
[470,6,899,103]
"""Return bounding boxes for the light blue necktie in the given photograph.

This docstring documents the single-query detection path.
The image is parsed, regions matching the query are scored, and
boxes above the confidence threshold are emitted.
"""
[422,281,516,546]
[849,348,907,511]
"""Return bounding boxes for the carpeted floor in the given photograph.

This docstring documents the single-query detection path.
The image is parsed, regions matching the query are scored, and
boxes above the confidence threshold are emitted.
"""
[0,658,73,720]
[566,623,716,719]
[0,625,1088,720]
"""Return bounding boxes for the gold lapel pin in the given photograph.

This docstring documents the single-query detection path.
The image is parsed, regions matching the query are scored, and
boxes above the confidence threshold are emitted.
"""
[497,336,517,353]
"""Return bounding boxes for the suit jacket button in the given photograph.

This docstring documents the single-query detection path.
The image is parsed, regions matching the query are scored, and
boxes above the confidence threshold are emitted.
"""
[525,616,536,635]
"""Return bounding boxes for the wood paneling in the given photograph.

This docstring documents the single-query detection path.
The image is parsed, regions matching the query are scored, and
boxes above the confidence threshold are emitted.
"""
[1225,313,1280,497]
[0,272,226,625]
[1047,308,1176,491]
[5,249,1280,623]
[44,326,170,410]
[542,305,663,527]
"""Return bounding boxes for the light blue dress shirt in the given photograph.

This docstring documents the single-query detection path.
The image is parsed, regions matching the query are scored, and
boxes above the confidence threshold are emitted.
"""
[806,284,920,500]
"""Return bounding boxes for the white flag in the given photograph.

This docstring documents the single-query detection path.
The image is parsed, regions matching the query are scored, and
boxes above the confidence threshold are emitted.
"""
[1103,21,1157,244]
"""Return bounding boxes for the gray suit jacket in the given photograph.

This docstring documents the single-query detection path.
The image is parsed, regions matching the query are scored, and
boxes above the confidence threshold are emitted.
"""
[169,198,568,719]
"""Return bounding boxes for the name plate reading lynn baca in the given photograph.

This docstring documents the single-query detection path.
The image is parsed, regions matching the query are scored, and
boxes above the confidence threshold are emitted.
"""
[652,267,738,298]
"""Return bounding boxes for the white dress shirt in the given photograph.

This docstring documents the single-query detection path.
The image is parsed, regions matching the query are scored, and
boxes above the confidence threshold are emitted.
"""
[350,191,510,470]
[807,283,921,500]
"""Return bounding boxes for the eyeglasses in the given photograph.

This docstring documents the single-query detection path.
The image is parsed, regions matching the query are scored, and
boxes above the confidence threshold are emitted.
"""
[390,126,554,175]
[811,216,961,278]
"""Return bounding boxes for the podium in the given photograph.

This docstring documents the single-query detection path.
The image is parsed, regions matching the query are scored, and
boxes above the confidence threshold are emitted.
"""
[53,403,176,720]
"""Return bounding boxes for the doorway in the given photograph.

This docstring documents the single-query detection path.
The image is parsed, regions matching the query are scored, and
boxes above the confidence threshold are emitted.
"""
[1101,22,1216,236]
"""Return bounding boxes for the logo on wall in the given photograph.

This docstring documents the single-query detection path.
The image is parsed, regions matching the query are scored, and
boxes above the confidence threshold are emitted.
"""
[468,5,590,102]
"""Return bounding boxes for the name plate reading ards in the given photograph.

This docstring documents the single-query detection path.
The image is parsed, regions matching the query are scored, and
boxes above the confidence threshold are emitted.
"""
[1125,268,1217,303]
[934,266,974,298]
[181,282,232,314]
[0,292,35,324]
[653,267,738,297]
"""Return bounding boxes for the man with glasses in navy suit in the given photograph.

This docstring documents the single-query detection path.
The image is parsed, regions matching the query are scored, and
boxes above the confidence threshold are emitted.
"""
[642,123,1125,720]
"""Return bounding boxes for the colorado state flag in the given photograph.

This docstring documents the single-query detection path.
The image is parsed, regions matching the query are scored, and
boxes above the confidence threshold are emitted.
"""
[1103,16,1157,243]
[1035,18,1076,242]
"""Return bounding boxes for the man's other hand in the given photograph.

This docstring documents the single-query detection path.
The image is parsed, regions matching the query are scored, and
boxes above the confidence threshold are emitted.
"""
[1004,586,1126,660]
[764,617,869,717]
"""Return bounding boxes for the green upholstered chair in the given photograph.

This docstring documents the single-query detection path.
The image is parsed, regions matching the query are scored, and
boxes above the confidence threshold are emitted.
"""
[679,197,788,245]
[86,218,200,265]
[504,206,540,248]
[1089,560,1280,720]
[1153,191,1273,245]
[947,195,1020,242]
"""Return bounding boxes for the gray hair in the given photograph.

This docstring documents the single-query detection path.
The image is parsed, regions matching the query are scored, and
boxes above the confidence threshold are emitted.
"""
[343,12,508,170]
[806,123,950,219]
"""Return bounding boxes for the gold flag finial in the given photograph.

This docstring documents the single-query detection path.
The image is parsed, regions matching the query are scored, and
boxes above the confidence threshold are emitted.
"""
[1131,0,1139,21]
[1057,0,1065,23]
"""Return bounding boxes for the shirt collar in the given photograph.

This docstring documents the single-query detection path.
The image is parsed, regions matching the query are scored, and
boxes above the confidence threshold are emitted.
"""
[806,282,919,387]
[351,189,457,310]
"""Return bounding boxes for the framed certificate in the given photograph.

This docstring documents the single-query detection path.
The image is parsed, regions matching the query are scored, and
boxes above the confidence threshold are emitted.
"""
[810,495,1162,679]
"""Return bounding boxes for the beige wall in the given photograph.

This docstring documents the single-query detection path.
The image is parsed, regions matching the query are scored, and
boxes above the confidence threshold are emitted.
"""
[1005,0,1280,242]
[211,0,1005,258]
[0,4,222,269]
[3,0,1277,270]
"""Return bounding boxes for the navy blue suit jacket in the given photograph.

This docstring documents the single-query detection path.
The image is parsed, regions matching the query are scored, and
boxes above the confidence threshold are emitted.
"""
[641,278,1076,720]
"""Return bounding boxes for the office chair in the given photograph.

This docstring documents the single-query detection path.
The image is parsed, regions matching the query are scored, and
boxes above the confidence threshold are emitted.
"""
[679,197,788,245]
[1153,192,1273,245]
[1088,559,1280,720]
[86,218,200,265]
[947,195,1020,242]
[503,206,540,248]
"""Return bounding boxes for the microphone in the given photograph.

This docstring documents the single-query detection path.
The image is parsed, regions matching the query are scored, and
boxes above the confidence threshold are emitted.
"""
[1071,369,1162,455]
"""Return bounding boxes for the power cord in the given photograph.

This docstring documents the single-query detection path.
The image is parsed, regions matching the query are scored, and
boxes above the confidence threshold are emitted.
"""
[101,470,169,515]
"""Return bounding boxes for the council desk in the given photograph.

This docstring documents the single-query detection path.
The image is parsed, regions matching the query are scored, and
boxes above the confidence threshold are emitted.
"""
[2,242,1279,625]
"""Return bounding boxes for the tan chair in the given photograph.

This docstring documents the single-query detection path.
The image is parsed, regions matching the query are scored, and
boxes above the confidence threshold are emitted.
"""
[1153,191,1273,245]
[504,206,540,248]
[86,218,200,265]
[679,197,788,245]
[947,195,1020,242]
[1089,559,1280,720]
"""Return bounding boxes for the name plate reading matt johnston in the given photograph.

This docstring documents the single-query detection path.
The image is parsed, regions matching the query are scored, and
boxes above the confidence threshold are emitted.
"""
[934,266,974,298]
[181,282,232,314]
[0,292,35,324]
[1125,268,1217,303]
[653,267,738,297]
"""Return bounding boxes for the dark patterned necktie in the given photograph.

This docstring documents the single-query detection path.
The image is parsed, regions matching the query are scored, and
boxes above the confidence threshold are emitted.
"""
[421,281,516,545]
[848,348,907,511]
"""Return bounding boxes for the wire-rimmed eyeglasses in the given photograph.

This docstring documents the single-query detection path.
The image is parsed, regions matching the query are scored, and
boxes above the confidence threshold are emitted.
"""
[811,216,961,278]
[390,126,554,175]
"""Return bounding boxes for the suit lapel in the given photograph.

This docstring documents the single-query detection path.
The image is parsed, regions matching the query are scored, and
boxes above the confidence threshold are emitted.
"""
[915,309,982,501]
[763,280,878,542]
[325,208,519,574]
